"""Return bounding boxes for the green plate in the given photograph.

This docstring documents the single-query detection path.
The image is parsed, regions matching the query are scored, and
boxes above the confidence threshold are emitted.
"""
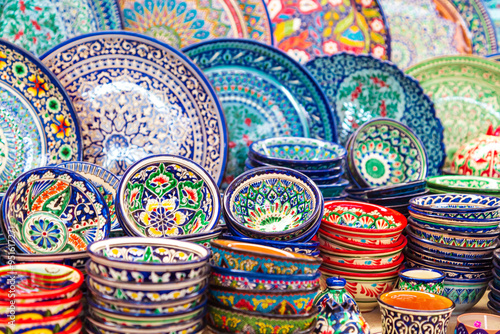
[427,175,500,194]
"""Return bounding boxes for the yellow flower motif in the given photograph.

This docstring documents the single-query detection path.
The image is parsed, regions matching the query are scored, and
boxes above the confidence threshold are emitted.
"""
[140,198,187,236]
[219,296,235,307]
[27,74,49,97]
[0,51,7,70]
[253,298,277,309]
[50,115,71,138]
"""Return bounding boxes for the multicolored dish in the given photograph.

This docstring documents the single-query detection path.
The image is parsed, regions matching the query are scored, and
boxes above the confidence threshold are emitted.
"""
[410,193,500,213]
[426,175,500,194]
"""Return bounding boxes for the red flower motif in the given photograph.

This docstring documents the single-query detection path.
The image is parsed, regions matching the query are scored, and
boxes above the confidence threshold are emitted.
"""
[351,84,363,101]
[31,20,41,31]
[380,100,387,117]
[228,141,236,149]
[151,174,170,185]
[244,118,252,126]
[234,299,256,311]
[14,31,24,41]
[20,0,26,12]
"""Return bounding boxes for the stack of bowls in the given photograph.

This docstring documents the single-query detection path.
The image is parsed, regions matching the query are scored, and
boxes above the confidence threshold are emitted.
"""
[488,249,500,313]
[208,239,321,334]
[245,137,349,200]
[223,167,324,256]
[427,175,500,197]
[406,193,500,313]
[85,237,210,334]
[0,263,84,334]
[318,200,407,312]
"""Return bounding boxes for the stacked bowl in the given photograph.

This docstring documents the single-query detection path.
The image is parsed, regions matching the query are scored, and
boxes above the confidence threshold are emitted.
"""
[318,201,407,312]
[0,263,84,333]
[244,137,349,200]
[427,175,500,197]
[208,239,321,334]
[488,249,500,313]
[406,194,500,313]
[222,167,324,256]
[85,237,210,334]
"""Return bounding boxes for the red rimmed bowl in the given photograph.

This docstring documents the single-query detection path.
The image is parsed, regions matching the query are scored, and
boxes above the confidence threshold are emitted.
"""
[321,252,405,273]
[321,223,401,245]
[318,227,406,251]
[0,291,83,318]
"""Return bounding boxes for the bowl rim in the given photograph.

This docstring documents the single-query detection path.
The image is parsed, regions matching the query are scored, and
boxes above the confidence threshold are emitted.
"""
[319,235,407,255]
[409,216,499,232]
[208,283,319,295]
[0,303,83,324]
[406,240,493,264]
[322,252,405,270]
[0,290,83,307]
[210,264,321,281]
[399,268,445,282]
[426,175,500,194]
[245,157,344,175]
[404,251,494,273]
[59,319,82,334]
[321,222,403,237]
[319,265,400,278]
[0,246,89,260]
[408,217,500,237]
[409,207,500,223]
[377,291,455,314]
[220,234,320,249]
[345,180,426,197]
[208,301,320,319]
[318,228,404,249]
[409,193,500,213]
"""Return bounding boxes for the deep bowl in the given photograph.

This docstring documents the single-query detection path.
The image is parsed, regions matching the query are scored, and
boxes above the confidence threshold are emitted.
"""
[444,277,490,314]
[397,268,445,295]
[410,194,500,213]
[409,215,500,233]
[320,224,401,246]
[221,234,319,255]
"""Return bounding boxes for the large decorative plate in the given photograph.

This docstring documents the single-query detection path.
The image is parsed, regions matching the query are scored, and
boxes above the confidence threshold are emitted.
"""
[406,55,500,167]
[264,0,390,64]
[0,39,82,193]
[2,167,111,254]
[117,155,221,238]
[305,53,444,176]
[59,161,120,232]
[184,39,337,186]
[0,0,122,57]
[484,0,500,45]
[40,32,228,185]
[379,0,497,69]
[119,0,273,48]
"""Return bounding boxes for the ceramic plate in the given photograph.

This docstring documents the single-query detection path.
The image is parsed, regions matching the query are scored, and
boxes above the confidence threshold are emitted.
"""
[40,32,228,185]
[380,0,497,69]
[2,167,111,254]
[0,0,122,56]
[306,53,444,176]
[427,175,500,194]
[120,0,273,48]
[0,39,82,193]
[58,162,120,232]
[184,39,337,186]
[406,55,500,166]
[484,0,500,45]
[264,0,390,64]
[117,155,221,238]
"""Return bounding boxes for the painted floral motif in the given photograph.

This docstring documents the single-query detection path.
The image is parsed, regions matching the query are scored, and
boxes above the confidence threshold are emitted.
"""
[323,205,398,229]
[265,0,390,64]
[210,272,320,290]
[484,0,500,46]
[398,279,444,295]
[451,133,500,177]
[428,175,500,193]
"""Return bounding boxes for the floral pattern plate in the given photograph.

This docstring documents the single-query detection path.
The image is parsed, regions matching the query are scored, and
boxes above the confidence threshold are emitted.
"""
[184,39,337,187]
[120,0,273,48]
[2,167,111,254]
[0,0,122,56]
[59,161,120,232]
[427,175,500,194]
[40,32,228,185]
[117,155,221,238]
[264,0,390,64]
[306,53,444,176]
[0,39,82,193]
[406,55,500,167]
[484,0,500,45]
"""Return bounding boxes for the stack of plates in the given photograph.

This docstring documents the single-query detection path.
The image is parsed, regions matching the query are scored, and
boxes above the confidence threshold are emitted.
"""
[427,175,500,197]
[318,200,407,312]
[245,137,349,200]
[0,263,84,333]
[223,167,324,255]
[208,239,321,334]
[406,194,499,313]
[488,250,500,313]
[85,237,210,334]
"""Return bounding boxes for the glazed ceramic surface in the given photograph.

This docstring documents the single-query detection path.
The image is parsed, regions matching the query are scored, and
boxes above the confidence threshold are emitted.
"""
[485,0,500,45]
[406,56,500,165]
[348,118,428,187]
[427,175,500,194]
[246,156,344,178]
[0,247,88,269]
[409,205,500,220]
[120,0,273,48]
[451,133,500,177]
[410,193,500,212]
[306,53,444,176]
[183,39,337,186]
[455,313,500,334]
[0,39,82,193]
[59,161,120,231]
[346,180,427,199]
[398,268,445,295]
[40,32,228,184]
[0,290,82,318]
[117,155,220,237]
[222,234,319,255]
[445,279,489,314]
[2,167,110,254]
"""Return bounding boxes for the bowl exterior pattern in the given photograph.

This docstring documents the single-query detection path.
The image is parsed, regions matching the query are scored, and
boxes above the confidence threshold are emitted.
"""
[323,204,401,230]
[410,194,500,211]
[409,225,498,248]
[397,278,444,295]
[411,207,500,220]
[444,283,487,313]
[408,235,496,260]
[86,316,204,334]
[405,258,493,280]
[379,304,452,334]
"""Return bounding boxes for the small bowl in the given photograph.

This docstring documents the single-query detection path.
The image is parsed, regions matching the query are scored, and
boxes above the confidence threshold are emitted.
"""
[209,285,319,315]
[245,157,345,178]
[0,291,82,318]
[210,239,321,275]
[87,237,210,283]
[398,268,445,295]
[248,137,346,170]
[377,291,454,334]
[456,313,500,333]
[210,265,321,291]
[410,193,500,213]
[223,167,322,241]
[319,240,406,266]
[444,277,489,314]
[221,234,319,255]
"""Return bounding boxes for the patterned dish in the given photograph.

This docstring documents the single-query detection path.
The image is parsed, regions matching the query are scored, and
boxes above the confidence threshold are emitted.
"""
[0,38,82,193]
[319,240,405,266]
[2,167,110,254]
[117,155,221,238]
[40,31,228,184]
[221,234,319,255]
[406,55,500,165]
[321,252,405,274]
[0,0,122,56]
[407,241,492,267]
[409,205,500,220]
[451,131,500,178]
[346,180,427,199]
[248,137,346,170]
[427,175,500,194]
[348,118,428,187]
[246,157,344,178]
[305,53,444,176]
[264,0,390,63]
[0,247,88,269]
[120,0,273,48]
[223,167,322,240]
[183,39,337,187]
[87,317,204,334]
[0,291,82,318]
[410,193,500,213]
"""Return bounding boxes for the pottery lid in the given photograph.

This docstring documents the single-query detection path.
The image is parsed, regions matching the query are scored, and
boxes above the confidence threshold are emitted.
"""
[326,277,346,289]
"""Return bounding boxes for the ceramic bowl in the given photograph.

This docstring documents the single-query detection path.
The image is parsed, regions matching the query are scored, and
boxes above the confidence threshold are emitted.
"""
[221,234,319,255]
[0,246,88,269]
[310,172,344,185]
[410,205,500,220]
[398,268,445,295]
[321,253,405,274]
[320,224,401,246]
[456,313,500,333]
[223,167,322,241]
[409,215,500,234]
[410,193,500,213]
[347,190,429,207]
[444,277,490,314]
[210,239,321,275]
[248,137,347,170]
[87,237,210,283]
[408,208,500,228]
[210,265,321,291]
[318,228,406,251]
[59,320,83,334]
[0,263,83,302]
[245,157,345,178]
[207,303,318,334]
[0,291,82,318]
[427,175,500,195]
[317,179,350,198]
[346,180,427,199]
[209,285,319,315]
[116,154,221,238]
[378,291,454,334]
[451,133,500,178]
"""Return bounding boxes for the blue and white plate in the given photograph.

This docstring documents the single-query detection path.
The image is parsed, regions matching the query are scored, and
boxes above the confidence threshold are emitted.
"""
[40,31,228,185]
